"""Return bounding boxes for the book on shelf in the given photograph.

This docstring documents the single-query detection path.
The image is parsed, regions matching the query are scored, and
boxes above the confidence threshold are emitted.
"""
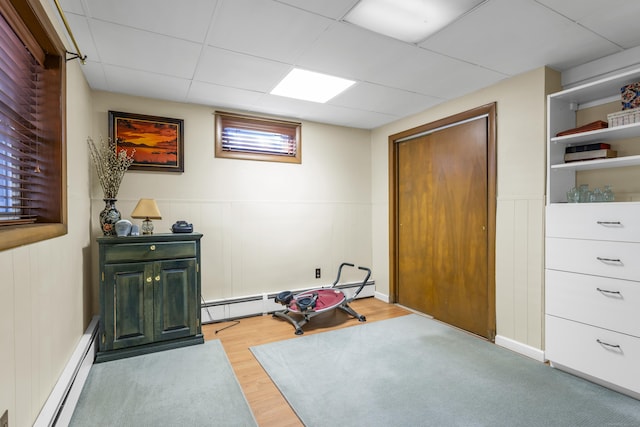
[564,149,617,162]
[565,142,611,153]
[556,120,608,137]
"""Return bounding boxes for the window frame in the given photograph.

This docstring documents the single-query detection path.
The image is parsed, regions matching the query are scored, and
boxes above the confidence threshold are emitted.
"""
[0,0,67,251]
[215,111,302,164]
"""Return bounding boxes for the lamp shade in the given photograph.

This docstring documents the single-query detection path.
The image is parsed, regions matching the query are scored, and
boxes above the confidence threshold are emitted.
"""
[131,198,162,219]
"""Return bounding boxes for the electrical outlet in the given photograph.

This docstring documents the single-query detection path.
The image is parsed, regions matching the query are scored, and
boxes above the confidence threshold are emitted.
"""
[1,409,8,427]
[315,268,321,279]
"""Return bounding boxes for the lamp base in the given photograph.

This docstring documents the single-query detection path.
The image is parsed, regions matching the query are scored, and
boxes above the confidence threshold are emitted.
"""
[141,219,154,235]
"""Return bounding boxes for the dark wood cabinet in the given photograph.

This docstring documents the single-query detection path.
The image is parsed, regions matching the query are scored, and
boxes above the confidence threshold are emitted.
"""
[96,233,203,362]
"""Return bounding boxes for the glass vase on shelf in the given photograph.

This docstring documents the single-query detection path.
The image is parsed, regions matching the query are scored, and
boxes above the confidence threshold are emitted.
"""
[603,185,615,202]
[566,187,579,203]
[589,187,603,203]
[578,184,590,203]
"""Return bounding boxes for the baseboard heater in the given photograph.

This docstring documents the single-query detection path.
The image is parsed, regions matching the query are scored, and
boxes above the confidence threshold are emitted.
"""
[34,316,99,427]
[201,280,375,324]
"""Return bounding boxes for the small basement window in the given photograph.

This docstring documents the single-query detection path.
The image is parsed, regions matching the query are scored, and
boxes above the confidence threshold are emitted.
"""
[215,112,301,164]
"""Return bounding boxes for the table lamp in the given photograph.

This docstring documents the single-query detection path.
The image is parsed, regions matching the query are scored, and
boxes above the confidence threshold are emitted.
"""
[131,198,162,235]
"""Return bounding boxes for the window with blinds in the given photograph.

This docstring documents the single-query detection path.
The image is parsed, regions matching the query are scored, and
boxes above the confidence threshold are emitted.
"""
[215,112,301,164]
[0,14,43,225]
[0,0,66,251]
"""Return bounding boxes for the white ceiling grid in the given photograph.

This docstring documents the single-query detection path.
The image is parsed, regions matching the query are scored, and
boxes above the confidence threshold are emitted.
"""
[55,0,640,129]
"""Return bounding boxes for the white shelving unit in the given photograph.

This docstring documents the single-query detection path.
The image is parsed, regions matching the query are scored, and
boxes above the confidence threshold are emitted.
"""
[545,68,640,400]
[547,68,640,204]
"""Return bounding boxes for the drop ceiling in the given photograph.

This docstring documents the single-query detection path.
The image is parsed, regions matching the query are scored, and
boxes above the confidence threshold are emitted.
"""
[54,0,640,129]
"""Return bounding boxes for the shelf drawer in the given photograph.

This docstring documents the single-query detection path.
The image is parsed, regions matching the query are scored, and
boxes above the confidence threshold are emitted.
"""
[545,269,640,337]
[546,203,640,242]
[545,315,640,395]
[103,241,197,263]
[546,238,640,281]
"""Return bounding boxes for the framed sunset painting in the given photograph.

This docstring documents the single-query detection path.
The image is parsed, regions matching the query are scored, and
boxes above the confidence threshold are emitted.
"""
[109,111,184,172]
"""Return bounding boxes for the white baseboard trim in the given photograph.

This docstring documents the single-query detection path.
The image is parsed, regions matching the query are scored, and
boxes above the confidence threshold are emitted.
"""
[374,291,389,303]
[495,335,545,362]
[34,316,99,427]
[201,281,375,323]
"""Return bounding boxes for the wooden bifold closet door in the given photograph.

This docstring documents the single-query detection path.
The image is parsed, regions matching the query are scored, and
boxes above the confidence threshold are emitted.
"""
[396,112,493,339]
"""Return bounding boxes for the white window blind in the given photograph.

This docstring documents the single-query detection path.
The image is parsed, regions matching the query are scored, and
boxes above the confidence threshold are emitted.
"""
[215,112,301,164]
[222,127,296,156]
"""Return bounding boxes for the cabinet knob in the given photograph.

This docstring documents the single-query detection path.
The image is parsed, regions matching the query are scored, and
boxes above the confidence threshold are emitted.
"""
[155,275,160,282]
[150,245,156,251]
[146,277,152,283]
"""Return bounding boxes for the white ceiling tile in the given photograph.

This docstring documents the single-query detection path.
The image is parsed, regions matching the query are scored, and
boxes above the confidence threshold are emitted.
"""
[82,0,217,42]
[90,20,202,79]
[57,0,85,15]
[275,0,360,19]
[537,0,640,49]
[299,102,399,129]
[103,65,192,103]
[252,93,317,119]
[187,81,263,111]
[253,93,398,129]
[421,0,620,75]
[330,82,441,117]
[193,47,291,92]
[207,0,333,63]
[295,22,410,79]
[363,46,507,99]
[79,61,108,91]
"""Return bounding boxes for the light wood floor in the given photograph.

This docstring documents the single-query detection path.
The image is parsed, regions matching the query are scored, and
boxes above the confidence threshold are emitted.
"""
[202,297,411,427]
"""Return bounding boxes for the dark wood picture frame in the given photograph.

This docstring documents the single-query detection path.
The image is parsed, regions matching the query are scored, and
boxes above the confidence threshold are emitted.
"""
[109,111,184,172]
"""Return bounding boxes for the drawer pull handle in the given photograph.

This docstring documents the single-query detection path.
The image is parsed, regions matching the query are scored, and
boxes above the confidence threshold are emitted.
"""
[596,257,622,263]
[596,339,621,350]
[146,277,152,283]
[150,245,156,251]
[596,288,621,296]
[596,221,621,225]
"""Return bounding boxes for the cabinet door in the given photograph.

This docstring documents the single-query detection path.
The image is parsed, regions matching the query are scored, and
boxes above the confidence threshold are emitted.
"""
[153,258,198,342]
[103,262,154,350]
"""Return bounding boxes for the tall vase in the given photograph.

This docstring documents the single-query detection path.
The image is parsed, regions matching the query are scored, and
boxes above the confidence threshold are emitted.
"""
[100,198,121,236]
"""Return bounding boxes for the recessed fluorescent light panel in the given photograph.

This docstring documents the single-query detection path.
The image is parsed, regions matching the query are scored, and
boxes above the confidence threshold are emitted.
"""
[345,0,485,44]
[271,68,356,103]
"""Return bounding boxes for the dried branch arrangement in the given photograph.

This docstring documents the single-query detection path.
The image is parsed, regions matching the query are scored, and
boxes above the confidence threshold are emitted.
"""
[87,137,135,199]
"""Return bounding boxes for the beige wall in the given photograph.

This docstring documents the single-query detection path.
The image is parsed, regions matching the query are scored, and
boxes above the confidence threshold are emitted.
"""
[371,67,561,349]
[0,17,94,427]
[89,92,373,312]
